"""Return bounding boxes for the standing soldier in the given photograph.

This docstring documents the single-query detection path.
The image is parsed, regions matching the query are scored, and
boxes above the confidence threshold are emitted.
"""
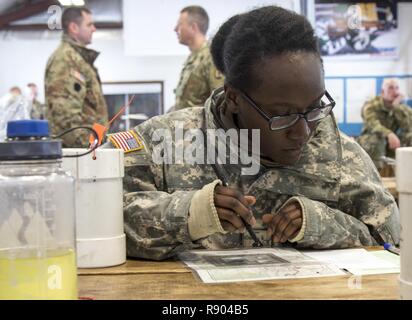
[172,6,224,111]
[357,78,412,171]
[106,7,399,260]
[45,6,108,147]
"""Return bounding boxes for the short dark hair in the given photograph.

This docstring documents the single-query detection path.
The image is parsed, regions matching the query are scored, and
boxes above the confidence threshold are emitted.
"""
[181,6,209,35]
[27,83,37,88]
[9,86,21,94]
[62,6,91,34]
[211,6,321,92]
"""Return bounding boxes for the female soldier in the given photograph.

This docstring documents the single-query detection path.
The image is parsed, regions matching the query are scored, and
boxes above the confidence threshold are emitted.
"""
[110,6,399,260]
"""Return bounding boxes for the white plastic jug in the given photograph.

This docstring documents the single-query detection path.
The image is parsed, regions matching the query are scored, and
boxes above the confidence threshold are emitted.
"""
[396,147,412,299]
[0,120,77,299]
[62,149,126,268]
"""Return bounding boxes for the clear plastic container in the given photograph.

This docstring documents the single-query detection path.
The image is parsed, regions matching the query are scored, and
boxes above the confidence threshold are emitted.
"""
[0,120,77,300]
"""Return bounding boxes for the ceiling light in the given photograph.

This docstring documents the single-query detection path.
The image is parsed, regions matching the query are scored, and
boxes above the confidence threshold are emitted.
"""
[58,0,85,6]
[72,0,85,5]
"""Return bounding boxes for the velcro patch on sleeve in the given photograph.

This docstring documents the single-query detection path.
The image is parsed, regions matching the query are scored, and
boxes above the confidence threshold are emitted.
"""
[108,130,144,153]
[71,69,86,84]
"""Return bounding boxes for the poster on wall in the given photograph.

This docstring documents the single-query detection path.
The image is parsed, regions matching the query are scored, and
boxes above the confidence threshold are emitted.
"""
[315,1,398,59]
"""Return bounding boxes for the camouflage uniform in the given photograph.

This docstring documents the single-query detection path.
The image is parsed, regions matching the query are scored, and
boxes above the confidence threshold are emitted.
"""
[357,96,412,169]
[173,42,224,111]
[30,99,46,120]
[110,88,399,261]
[45,35,108,147]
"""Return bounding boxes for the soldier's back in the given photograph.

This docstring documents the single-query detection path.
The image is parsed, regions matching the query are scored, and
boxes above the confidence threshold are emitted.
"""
[174,43,224,111]
[44,39,108,147]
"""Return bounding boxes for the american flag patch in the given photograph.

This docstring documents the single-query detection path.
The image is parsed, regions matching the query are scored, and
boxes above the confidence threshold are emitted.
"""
[108,130,144,153]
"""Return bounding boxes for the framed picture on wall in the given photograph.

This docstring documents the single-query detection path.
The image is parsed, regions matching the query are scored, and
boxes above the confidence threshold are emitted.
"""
[314,1,398,59]
[102,81,164,134]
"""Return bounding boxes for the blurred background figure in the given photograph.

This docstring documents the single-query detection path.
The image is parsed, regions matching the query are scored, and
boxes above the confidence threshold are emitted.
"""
[171,5,224,111]
[45,6,108,147]
[357,78,412,174]
[0,86,31,141]
[26,83,46,120]
[9,86,22,98]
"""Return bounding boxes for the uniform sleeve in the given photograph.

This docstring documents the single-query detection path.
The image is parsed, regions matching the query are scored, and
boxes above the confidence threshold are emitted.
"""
[362,99,392,136]
[394,104,412,133]
[205,56,224,93]
[121,150,199,261]
[45,53,92,146]
[295,136,400,249]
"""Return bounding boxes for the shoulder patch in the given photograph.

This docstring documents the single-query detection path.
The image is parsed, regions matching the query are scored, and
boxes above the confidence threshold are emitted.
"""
[108,130,145,153]
[214,70,223,79]
[71,69,86,84]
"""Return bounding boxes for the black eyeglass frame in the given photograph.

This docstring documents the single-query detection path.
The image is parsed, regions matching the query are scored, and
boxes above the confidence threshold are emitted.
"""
[240,90,336,131]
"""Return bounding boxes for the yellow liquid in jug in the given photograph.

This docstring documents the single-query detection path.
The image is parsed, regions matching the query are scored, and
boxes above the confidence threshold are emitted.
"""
[0,249,78,300]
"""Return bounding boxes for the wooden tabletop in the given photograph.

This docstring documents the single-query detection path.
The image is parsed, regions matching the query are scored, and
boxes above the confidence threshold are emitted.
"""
[381,177,397,198]
[78,250,400,300]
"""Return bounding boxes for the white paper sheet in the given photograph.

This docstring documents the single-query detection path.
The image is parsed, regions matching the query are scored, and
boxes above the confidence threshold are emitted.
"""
[179,248,346,283]
[302,248,399,275]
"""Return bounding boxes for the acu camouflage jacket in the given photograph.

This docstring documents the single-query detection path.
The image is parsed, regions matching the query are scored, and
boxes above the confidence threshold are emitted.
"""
[115,89,400,260]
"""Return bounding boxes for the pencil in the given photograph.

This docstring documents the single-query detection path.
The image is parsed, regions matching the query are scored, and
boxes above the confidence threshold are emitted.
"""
[211,164,263,247]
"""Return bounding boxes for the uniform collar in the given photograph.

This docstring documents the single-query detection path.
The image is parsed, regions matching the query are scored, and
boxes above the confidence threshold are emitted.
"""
[205,86,225,130]
[204,87,272,173]
[193,41,208,53]
[205,87,281,168]
[188,41,208,60]
[377,96,395,113]
[63,34,100,65]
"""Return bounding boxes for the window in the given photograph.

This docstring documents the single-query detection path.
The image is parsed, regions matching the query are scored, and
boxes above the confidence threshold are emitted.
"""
[102,81,164,133]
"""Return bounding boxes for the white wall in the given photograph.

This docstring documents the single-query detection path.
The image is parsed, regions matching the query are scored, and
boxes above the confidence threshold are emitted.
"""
[0,30,184,111]
[94,32,186,111]
[0,2,411,115]
[123,0,300,56]
[0,0,300,112]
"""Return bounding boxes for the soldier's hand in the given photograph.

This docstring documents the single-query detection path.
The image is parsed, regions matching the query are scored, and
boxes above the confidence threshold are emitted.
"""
[387,132,401,150]
[262,201,303,243]
[392,93,405,107]
[214,186,256,232]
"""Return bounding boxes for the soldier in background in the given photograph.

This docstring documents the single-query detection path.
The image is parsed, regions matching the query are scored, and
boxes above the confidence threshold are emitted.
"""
[172,6,224,111]
[357,78,412,171]
[0,87,30,141]
[26,83,46,120]
[9,86,22,98]
[108,6,399,260]
[45,6,108,147]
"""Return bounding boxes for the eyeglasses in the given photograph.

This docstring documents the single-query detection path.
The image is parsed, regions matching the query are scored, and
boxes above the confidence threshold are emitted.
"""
[240,90,336,131]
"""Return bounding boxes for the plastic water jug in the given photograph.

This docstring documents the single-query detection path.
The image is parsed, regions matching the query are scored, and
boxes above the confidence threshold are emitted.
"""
[0,120,77,300]
[396,147,412,299]
[62,148,125,268]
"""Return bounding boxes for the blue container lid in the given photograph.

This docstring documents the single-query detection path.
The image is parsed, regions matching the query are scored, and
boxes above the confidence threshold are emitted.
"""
[7,120,49,138]
[0,120,62,160]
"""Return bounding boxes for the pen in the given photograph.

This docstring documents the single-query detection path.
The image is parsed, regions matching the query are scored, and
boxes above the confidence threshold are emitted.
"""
[211,164,263,247]
[383,242,400,255]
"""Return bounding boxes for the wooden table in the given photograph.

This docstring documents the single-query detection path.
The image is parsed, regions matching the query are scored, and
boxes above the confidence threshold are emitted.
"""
[382,177,397,196]
[78,251,399,300]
